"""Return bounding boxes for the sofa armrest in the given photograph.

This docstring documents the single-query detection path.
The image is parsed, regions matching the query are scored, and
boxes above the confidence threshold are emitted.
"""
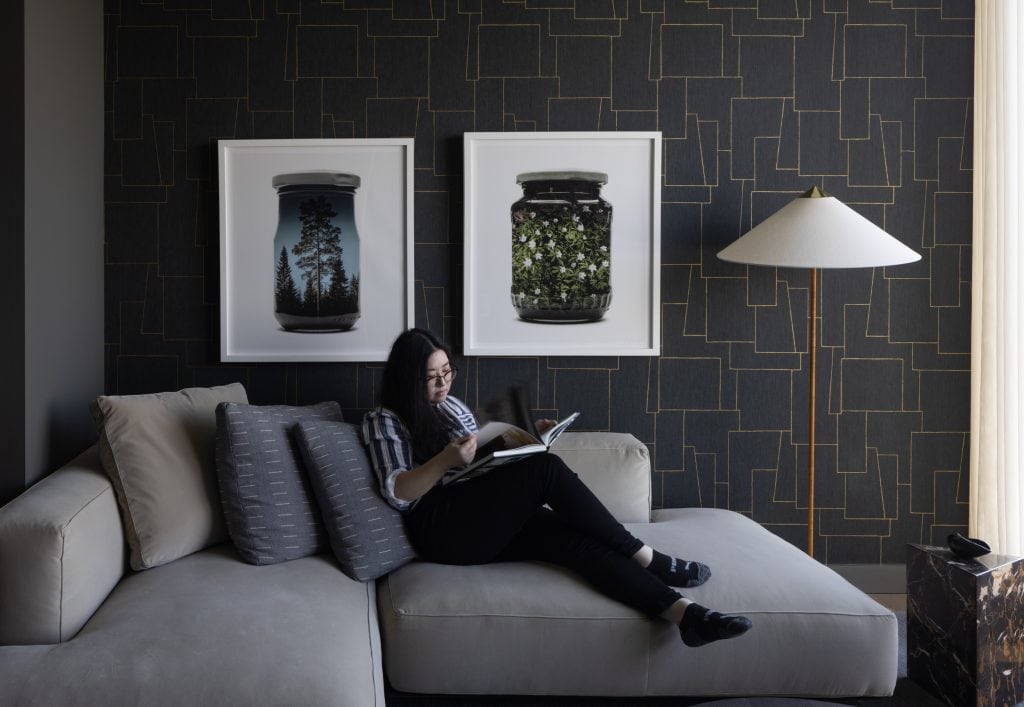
[551,432,651,523]
[0,447,126,645]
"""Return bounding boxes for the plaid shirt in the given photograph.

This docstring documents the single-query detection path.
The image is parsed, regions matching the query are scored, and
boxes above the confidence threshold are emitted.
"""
[361,396,478,511]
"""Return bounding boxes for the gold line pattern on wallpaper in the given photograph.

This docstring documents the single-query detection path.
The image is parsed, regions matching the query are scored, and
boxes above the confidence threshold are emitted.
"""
[104,0,973,564]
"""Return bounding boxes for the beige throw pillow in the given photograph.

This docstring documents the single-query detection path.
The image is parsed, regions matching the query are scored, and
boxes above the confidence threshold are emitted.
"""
[91,383,249,570]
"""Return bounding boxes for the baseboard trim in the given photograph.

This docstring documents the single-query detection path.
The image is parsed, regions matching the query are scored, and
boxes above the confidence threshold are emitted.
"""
[828,563,906,594]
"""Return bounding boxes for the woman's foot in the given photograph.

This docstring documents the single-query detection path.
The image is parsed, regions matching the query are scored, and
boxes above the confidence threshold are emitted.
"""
[647,550,711,588]
[679,603,752,647]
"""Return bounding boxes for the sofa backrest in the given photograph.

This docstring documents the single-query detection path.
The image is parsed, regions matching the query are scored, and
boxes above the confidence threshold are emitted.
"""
[0,430,651,646]
[551,432,651,523]
[0,447,126,645]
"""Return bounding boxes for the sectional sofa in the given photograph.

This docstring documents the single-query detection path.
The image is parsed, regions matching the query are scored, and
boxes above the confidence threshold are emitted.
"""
[0,384,898,705]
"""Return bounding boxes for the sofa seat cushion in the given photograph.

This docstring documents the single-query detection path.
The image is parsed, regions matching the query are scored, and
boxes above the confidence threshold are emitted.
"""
[377,508,897,698]
[0,546,385,707]
[379,560,653,696]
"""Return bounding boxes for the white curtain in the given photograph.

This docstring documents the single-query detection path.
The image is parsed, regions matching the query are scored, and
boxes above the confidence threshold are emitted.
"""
[971,0,1024,556]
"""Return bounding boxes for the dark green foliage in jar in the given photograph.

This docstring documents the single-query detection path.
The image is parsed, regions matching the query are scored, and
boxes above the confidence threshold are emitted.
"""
[511,171,612,322]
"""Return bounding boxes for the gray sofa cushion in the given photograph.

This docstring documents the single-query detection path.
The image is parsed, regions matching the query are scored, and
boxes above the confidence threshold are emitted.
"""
[294,419,416,581]
[551,431,652,523]
[90,383,249,570]
[0,546,386,706]
[378,507,898,698]
[215,401,342,565]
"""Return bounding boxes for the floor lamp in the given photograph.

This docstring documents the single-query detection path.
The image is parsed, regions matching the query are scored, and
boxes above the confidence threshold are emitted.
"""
[717,187,921,556]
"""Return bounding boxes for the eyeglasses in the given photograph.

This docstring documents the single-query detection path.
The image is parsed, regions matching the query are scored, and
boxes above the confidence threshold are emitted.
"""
[425,366,458,386]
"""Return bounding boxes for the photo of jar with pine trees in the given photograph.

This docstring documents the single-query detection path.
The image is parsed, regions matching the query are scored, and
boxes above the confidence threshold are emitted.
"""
[511,171,612,323]
[272,173,361,332]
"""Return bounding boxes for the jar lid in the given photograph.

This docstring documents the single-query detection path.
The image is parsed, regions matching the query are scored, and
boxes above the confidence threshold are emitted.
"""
[272,172,361,189]
[516,170,608,185]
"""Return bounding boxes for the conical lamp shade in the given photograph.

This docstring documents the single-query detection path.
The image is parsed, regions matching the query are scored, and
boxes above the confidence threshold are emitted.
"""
[717,188,921,269]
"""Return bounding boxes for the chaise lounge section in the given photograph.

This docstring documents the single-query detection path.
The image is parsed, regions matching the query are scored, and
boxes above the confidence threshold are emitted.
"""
[379,433,898,699]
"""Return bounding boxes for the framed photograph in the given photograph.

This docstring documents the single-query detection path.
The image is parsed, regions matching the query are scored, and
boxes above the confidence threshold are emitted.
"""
[463,132,661,356]
[218,138,413,362]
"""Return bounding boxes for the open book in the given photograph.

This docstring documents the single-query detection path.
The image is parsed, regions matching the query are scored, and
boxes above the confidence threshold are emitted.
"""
[446,411,580,483]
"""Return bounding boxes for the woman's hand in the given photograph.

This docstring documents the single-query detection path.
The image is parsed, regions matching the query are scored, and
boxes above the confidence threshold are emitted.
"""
[446,434,477,468]
[395,433,478,503]
[535,419,558,435]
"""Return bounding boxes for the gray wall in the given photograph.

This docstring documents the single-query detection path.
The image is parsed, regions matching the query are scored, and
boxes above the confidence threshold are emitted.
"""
[0,3,26,505]
[0,0,104,504]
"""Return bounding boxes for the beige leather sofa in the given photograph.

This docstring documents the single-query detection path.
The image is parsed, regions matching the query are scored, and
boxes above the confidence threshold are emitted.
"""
[0,432,897,705]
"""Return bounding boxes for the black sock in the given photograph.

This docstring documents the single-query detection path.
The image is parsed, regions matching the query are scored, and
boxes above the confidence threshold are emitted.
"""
[647,550,711,588]
[679,603,752,648]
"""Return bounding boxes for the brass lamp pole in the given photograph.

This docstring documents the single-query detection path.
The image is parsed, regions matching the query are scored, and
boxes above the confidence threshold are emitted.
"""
[718,187,919,557]
[807,267,817,555]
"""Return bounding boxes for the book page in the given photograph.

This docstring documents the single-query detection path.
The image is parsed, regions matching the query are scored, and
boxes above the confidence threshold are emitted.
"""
[539,411,580,446]
[474,421,517,447]
[500,426,541,449]
[472,421,541,462]
[476,420,539,445]
[447,412,578,483]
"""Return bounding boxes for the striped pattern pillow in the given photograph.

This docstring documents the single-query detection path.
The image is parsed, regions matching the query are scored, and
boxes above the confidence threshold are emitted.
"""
[294,419,417,581]
[215,401,342,565]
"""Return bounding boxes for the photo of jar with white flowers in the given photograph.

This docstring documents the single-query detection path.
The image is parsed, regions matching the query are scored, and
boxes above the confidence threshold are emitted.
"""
[510,171,612,323]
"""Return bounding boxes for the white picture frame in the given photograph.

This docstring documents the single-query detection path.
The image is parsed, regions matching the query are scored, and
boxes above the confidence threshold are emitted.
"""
[463,132,662,356]
[218,138,413,362]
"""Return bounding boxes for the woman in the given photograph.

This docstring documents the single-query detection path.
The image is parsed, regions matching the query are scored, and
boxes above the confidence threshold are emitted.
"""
[362,328,751,648]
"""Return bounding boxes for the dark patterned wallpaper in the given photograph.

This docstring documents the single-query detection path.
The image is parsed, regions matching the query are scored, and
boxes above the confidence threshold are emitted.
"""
[104,0,974,564]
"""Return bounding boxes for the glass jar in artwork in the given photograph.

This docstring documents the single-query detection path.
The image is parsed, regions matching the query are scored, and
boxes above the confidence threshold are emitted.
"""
[510,171,612,323]
[272,172,361,332]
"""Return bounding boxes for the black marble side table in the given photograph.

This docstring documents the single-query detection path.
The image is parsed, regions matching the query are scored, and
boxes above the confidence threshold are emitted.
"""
[906,543,1024,707]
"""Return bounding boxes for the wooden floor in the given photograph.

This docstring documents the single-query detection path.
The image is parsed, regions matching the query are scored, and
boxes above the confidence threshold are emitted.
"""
[869,593,906,612]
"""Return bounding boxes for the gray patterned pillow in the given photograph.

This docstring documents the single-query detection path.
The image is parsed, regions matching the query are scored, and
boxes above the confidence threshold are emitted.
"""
[215,401,342,565]
[294,419,417,581]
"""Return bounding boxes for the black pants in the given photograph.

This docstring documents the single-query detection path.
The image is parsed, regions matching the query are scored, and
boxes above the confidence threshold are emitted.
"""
[404,453,682,618]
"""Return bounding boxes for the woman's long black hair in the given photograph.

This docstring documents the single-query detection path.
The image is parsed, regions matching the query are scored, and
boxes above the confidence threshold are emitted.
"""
[379,328,462,461]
